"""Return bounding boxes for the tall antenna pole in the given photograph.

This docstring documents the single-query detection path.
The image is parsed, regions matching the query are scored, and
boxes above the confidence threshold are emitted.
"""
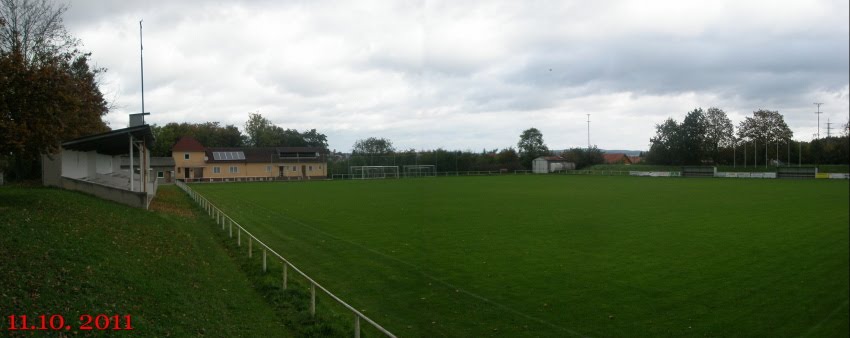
[586,114,591,149]
[140,20,145,115]
[814,102,823,139]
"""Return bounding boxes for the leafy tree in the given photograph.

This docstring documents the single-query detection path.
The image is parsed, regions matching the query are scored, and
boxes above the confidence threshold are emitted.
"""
[151,122,244,156]
[517,127,549,169]
[242,113,328,148]
[560,146,604,169]
[0,0,73,64]
[646,118,680,165]
[301,128,328,148]
[1,0,108,180]
[352,137,395,155]
[679,108,707,164]
[704,107,734,163]
[244,113,280,147]
[495,147,522,170]
[737,109,793,144]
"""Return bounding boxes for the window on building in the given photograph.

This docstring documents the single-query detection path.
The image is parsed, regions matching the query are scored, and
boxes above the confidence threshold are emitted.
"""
[229,166,239,173]
[308,165,313,171]
[157,171,164,178]
[319,165,322,169]
[184,153,190,160]
[177,167,181,173]
[266,165,271,172]
[213,167,221,174]
[292,166,296,171]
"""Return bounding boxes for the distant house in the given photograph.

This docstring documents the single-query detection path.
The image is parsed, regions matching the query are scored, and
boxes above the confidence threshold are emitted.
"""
[603,153,642,165]
[172,136,329,181]
[532,156,576,173]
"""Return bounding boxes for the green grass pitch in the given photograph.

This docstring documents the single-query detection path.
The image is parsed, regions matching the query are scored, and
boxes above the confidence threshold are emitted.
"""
[191,175,849,337]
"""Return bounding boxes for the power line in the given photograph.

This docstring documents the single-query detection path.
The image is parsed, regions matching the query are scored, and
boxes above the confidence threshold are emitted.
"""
[814,102,823,139]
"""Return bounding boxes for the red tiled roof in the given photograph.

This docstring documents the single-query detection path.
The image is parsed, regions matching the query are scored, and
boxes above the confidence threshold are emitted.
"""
[603,153,628,164]
[542,156,567,161]
[172,136,205,152]
[628,156,642,164]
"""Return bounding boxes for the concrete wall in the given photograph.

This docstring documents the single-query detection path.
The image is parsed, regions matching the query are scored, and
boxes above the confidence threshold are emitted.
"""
[61,149,88,179]
[61,177,152,209]
[96,154,115,174]
[58,150,119,180]
[42,154,63,187]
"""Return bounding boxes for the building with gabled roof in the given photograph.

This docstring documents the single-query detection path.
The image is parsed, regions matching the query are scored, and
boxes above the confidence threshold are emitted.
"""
[171,136,329,181]
[532,156,576,173]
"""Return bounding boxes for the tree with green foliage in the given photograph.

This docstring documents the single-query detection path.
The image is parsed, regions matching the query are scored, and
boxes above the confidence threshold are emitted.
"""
[704,107,734,163]
[495,147,522,170]
[1,0,108,180]
[560,146,605,169]
[517,127,549,169]
[352,137,395,155]
[646,118,681,165]
[679,108,707,164]
[737,109,793,145]
[301,129,328,148]
[151,122,244,156]
[243,112,328,148]
[244,113,279,147]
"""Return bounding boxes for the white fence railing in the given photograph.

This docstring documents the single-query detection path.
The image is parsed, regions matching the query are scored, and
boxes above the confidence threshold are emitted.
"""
[175,180,396,338]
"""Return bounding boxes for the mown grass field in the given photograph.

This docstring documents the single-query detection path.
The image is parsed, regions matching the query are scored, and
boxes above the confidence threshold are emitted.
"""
[0,186,298,337]
[192,175,849,337]
[588,163,850,173]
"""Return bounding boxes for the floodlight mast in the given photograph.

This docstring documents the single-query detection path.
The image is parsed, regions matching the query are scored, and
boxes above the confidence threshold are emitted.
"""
[140,20,145,116]
[586,114,591,149]
[814,102,823,139]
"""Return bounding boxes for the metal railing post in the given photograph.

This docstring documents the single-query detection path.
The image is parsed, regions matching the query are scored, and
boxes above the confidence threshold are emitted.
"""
[282,262,288,289]
[310,283,316,316]
[355,315,361,338]
[183,185,397,337]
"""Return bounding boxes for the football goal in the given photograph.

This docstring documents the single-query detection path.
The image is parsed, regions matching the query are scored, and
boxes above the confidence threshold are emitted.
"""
[350,166,400,179]
[403,165,436,178]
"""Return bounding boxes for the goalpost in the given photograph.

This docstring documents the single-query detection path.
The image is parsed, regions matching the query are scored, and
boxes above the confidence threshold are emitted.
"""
[349,166,399,179]
[403,165,436,178]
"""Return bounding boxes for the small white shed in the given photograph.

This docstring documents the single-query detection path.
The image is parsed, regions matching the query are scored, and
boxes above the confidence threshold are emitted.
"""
[532,156,576,173]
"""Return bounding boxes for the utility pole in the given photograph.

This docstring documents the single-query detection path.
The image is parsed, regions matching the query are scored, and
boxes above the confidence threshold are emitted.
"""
[586,114,591,149]
[826,118,833,138]
[814,102,823,139]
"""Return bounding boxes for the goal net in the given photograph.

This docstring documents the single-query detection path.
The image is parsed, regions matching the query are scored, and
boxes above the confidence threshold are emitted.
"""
[349,166,399,179]
[403,165,436,178]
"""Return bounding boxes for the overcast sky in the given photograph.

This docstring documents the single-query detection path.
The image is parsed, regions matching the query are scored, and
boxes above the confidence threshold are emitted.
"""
[64,0,849,152]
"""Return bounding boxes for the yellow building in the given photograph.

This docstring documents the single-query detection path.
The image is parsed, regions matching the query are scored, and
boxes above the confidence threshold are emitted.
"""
[171,136,328,181]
